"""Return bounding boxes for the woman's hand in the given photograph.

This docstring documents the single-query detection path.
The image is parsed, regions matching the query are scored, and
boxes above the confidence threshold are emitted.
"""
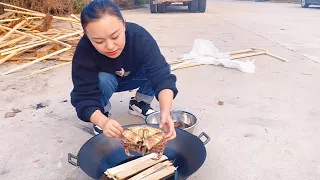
[158,89,176,140]
[90,110,123,138]
[102,118,124,138]
[160,111,176,140]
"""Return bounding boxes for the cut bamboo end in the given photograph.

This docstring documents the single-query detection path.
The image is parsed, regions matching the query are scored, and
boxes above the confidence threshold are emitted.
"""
[104,153,177,180]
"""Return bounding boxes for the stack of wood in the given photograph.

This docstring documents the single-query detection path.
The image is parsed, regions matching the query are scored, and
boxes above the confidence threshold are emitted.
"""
[0,2,84,76]
[104,153,177,180]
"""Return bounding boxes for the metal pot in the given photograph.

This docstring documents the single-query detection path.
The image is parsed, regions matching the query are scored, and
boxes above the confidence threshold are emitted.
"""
[68,124,211,180]
[145,110,199,134]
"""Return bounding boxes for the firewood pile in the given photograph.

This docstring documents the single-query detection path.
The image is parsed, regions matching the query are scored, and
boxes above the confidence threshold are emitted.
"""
[0,2,84,77]
[103,153,177,180]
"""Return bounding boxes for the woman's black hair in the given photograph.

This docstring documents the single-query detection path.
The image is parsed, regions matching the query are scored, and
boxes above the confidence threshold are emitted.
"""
[80,0,124,29]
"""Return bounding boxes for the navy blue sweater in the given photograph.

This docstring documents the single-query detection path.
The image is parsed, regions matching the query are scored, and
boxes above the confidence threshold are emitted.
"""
[70,22,178,122]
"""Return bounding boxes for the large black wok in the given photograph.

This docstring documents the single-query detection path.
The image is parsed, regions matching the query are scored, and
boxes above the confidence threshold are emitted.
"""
[68,124,210,180]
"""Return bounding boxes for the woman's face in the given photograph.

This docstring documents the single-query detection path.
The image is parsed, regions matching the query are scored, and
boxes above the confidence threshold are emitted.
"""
[85,15,126,59]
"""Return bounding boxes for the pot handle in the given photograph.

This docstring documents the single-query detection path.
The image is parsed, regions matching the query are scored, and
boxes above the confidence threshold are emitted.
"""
[198,132,211,145]
[68,153,79,166]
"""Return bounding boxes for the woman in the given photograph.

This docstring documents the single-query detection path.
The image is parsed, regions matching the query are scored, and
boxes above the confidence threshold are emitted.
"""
[70,0,178,140]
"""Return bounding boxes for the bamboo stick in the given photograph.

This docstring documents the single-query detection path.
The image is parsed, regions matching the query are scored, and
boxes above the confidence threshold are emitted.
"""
[229,48,254,55]
[0,35,27,49]
[114,155,168,180]
[0,48,29,64]
[0,20,27,43]
[0,24,42,40]
[4,9,80,23]
[25,61,71,77]
[2,47,70,75]
[0,2,38,13]
[140,165,177,180]
[0,50,19,64]
[1,41,46,56]
[70,14,81,22]
[0,17,42,23]
[0,30,81,55]
[171,62,204,71]
[230,51,266,60]
[266,52,288,62]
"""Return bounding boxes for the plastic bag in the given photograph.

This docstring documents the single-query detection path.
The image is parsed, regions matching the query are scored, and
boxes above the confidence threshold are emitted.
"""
[179,39,256,73]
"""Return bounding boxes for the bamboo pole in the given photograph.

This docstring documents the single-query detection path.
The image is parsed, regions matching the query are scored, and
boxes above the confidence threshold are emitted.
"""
[1,41,46,56]
[266,52,288,62]
[0,20,27,43]
[4,9,80,23]
[2,47,71,75]
[230,51,267,60]
[0,24,42,40]
[0,2,38,13]
[0,35,27,49]
[70,14,81,22]
[0,17,42,23]
[25,61,71,77]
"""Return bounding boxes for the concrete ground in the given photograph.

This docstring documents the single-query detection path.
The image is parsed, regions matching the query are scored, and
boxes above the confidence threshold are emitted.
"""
[1,0,320,179]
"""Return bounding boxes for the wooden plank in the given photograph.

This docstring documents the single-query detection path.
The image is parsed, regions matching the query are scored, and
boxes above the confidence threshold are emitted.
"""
[114,155,168,180]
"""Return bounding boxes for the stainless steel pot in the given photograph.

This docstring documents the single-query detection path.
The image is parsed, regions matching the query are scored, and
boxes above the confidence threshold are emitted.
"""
[144,110,199,134]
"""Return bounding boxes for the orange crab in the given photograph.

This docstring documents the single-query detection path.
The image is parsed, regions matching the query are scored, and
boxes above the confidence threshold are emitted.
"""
[121,125,167,160]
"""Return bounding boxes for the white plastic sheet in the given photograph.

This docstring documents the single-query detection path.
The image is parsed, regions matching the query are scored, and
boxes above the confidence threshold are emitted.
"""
[179,39,256,73]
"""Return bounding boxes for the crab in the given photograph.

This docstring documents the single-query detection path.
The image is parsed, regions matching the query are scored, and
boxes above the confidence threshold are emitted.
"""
[120,125,167,160]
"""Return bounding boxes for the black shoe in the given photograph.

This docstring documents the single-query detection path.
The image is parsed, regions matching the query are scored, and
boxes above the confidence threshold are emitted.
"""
[93,111,110,135]
[128,97,155,119]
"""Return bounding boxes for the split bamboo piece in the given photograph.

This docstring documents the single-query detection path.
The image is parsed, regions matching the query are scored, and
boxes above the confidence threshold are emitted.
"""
[0,35,27,49]
[4,9,80,23]
[140,165,177,180]
[230,51,267,60]
[114,155,168,180]
[2,47,70,75]
[128,160,172,180]
[105,153,160,177]
[0,17,42,23]
[0,19,26,43]
[25,61,71,77]
[0,2,38,13]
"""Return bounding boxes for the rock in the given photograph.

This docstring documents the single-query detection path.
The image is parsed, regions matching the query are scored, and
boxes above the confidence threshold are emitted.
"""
[5,112,16,118]
[218,101,224,106]
[12,108,22,113]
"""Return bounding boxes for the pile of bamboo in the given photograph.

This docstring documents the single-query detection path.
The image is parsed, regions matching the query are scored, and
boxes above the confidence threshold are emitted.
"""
[0,2,84,76]
[104,153,177,180]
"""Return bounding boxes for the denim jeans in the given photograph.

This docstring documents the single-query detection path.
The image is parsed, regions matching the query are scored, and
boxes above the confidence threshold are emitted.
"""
[98,68,155,113]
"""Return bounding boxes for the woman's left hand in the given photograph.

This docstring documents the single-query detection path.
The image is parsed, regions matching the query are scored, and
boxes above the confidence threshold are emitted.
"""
[159,111,176,140]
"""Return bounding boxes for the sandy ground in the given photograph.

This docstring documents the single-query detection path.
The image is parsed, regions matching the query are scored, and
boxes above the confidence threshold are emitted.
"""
[1,0,320,179]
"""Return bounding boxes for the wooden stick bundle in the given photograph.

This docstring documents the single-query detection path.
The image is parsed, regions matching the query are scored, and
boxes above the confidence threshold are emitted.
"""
[104,153,177,180]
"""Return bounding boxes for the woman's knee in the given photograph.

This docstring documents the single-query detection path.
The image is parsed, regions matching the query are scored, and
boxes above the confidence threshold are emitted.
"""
[98,72,118,96]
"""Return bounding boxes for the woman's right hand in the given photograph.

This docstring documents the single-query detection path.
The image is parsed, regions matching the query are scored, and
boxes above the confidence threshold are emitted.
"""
[91,110,124,138]
[101,118,124,138]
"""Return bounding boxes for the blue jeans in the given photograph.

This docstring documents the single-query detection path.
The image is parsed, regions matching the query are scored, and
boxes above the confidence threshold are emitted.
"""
[98,68,155,113]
